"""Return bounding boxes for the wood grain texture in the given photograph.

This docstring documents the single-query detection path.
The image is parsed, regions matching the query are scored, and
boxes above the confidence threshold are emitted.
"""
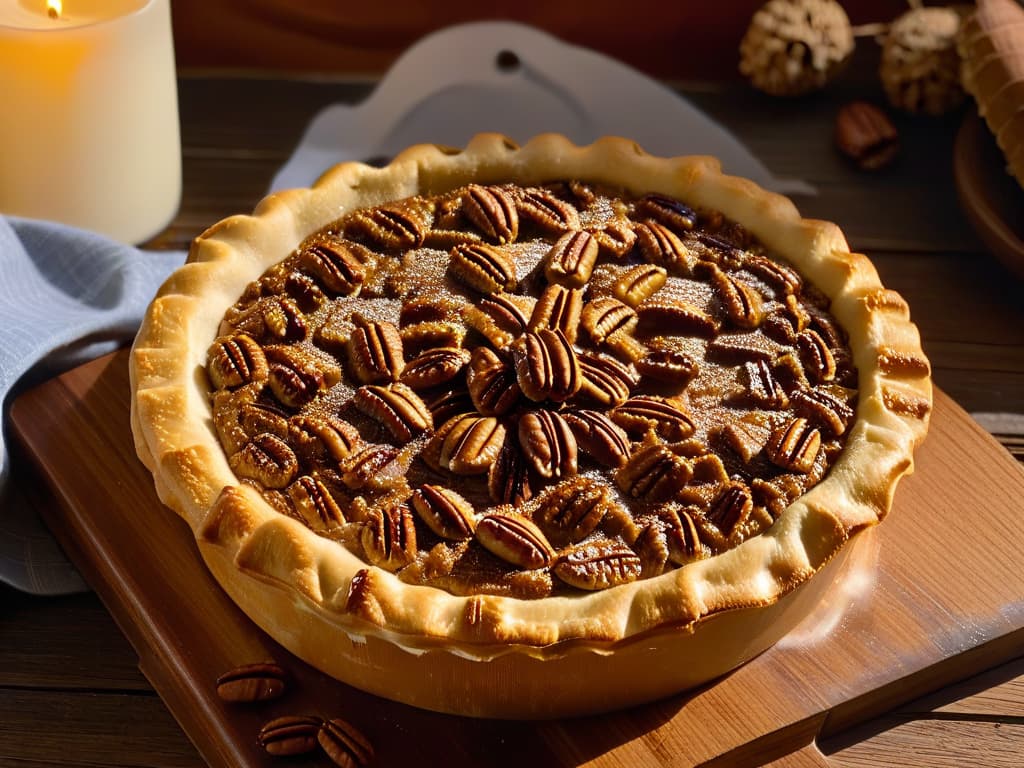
[9,351,1024,767]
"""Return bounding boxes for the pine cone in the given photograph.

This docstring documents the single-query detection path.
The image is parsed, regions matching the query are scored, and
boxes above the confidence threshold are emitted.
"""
[880,6,966,115]
[739,0,855,96]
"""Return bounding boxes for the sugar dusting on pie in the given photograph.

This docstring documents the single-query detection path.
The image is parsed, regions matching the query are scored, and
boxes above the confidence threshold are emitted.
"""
[130,134,931,717]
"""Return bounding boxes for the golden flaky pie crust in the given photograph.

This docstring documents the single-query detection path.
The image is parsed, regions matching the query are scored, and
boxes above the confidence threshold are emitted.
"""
[130,134,931,718]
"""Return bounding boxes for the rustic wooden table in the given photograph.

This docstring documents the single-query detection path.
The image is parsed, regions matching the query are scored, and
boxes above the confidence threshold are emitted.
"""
[2,71,1023,766]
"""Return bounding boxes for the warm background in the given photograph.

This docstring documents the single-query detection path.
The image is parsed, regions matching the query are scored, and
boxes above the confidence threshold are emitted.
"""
[170,0,912,80]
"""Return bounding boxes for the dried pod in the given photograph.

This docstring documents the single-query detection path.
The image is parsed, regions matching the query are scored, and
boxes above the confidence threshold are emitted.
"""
[563,409,632,468]
[766,417,822,473]
[634,220,695,275]
[581,296,638,346]
[298,235,368,295]
[515,186,581,233]
[215,662,287,703]
[553,539,642,590]
[400,347,472,390]
[318,717,375,768]
[543,230,600,288]
[466,347,521,415]
[575,351,639,407]
[533,477,614,546]
[529,284,584,344]
[475,512,556,570]
[462,184,519,243]
[510,329,582,403]
[257,715,323,757]
[361,502,418,570]
[612,263,668,308]
[517,409,578,480]
[288,475,346,531]
[611,395,696,441]
[354,382,433,442]
[207,334,268,389]
[230,433,299,489]
[411,484,477,540]
[449,242,518,293]
[347,318,405,384]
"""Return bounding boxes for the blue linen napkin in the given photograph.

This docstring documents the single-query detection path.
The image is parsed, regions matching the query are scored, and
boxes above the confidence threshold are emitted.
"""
[0,216,184,595]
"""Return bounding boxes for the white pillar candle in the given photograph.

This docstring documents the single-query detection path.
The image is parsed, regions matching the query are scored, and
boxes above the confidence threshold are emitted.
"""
[0,0,181,244]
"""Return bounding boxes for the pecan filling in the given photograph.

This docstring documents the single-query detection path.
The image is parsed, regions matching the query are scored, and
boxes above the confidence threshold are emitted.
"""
[208,181,858,599]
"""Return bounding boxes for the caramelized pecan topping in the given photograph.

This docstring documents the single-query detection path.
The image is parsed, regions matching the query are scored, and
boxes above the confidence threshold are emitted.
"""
[475,512,555,570]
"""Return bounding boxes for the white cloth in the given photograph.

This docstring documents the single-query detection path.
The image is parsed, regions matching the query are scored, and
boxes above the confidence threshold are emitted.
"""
[0,216,183,594]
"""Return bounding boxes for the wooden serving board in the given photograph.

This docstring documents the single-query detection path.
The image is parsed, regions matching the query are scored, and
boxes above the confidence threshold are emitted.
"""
[10,349,1024,767]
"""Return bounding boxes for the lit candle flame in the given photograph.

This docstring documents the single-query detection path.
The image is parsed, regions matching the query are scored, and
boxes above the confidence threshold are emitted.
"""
[47,0,62,20]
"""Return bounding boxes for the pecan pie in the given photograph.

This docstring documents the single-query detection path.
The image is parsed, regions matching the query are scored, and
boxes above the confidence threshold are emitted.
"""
[130,134,931,718]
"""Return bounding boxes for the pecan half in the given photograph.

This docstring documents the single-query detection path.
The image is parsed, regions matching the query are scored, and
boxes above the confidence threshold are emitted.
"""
[766,418,821,473]
[466,292,533,348]
[611,395,696,441]
[340,444,403,490]
[581,296,638,346]
[475,512,555,570]
[288,414,362,464]
[529,284,583,344]
[318,717,375,768]
[615,443,692,501]
[510,329,582,403]
[488,437,535,505]
[635,348,698,385]
[575,351,639,407]
[288,475,346,531]
[707,481,753,536]
[400,347,472,390]
[710,266,763,329]
[517,409,578,480]
[258,715,323,757]
[466,347,521,415]
[588,220,638,258]
[449,242,518,293]
[215,662,287,703]
[533,477,613,546]
[462,184,518,244]
[563,409,632,468]
[553,539,642,590]
[298,235,368,296]
[612,263,668,308]
[515,186,580,233]
[354,382,433,443]
[835,101,900,171]
[543,230,599,288]
[348,204,426,249]
[230,433,299,489]
[635,194,697,232]
[207,334,268,389]
[430,414,506,475]
[637,297,719,338]
[791,387,855,436]
[411,484,477,540]
[634,220,695,275]
[746,254,802,296]
[797,329,837,383]
[346,317,405,384]
[361,502,418,570]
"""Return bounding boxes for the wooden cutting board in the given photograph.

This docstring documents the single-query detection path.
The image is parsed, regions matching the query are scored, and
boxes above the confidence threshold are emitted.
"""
[10,349,1024,767]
